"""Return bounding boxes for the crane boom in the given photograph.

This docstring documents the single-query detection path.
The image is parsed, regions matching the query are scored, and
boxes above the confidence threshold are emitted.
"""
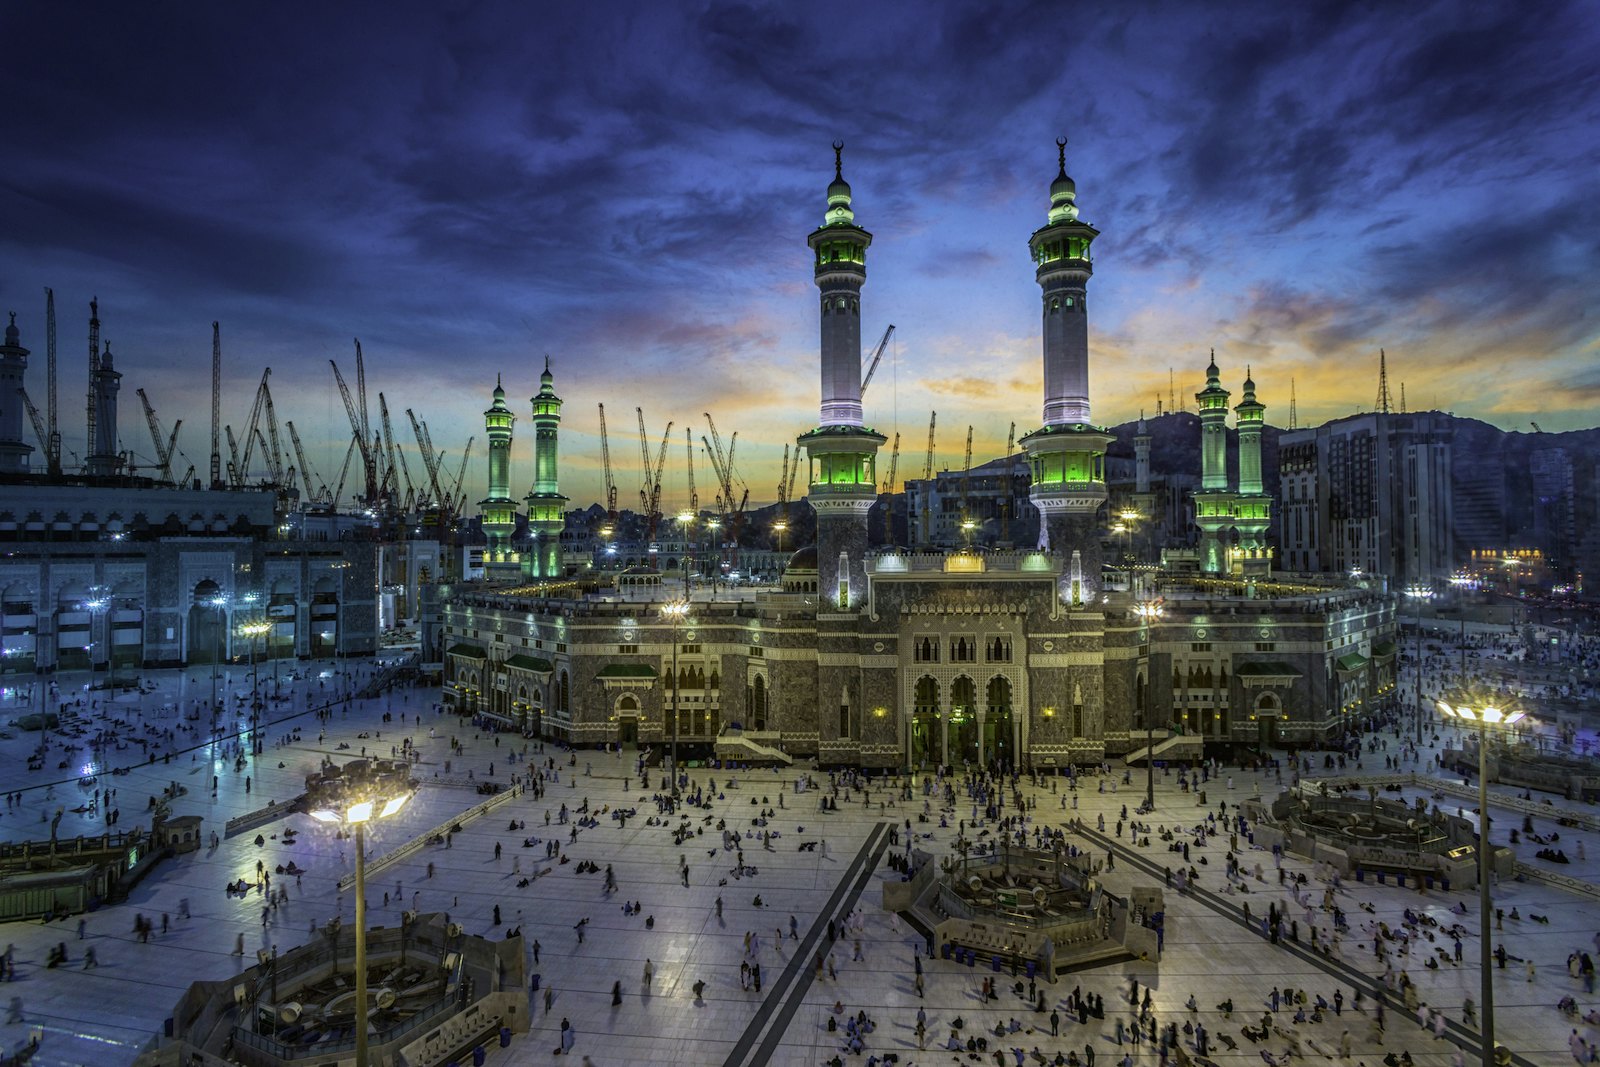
[960,425,974,541]
[645,421,673,540]
[286,420,322,502]
[331,434,358,509]
[685,426,697,516]
[17,389,48,458]
[238,368,270,481]
[859,323,896,396]
[407,409,446,507]
[450,437,474,513]
[330,357,377,502]
[262,381,285,484]
[136,387,181,483]
[224,425,241,487]
[596,404,618,524]
[635,408,652,517]
[86,298,100,464]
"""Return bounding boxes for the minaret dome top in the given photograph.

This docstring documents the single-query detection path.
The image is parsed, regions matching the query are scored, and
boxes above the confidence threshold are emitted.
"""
[1047,137,1079,223]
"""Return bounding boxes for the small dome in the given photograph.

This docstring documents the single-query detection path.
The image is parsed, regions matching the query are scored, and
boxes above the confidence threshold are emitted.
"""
[785,544,819,572]
[1206,348,1220,380]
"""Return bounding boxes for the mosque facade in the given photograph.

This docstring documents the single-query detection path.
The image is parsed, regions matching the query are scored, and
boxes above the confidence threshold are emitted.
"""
[438,146,1397,767]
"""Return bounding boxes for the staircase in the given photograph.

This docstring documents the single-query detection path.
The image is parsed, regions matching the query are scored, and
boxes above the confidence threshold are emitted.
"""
[715,730,794,766]
[1122,732,1205,766]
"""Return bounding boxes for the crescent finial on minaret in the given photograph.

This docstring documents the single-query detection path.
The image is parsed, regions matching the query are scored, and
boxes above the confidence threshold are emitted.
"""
[832,140,844,179]
[1056,136,1067,176]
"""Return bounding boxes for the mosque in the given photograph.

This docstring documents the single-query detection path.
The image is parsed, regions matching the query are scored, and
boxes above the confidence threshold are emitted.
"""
[436,143,1397,768]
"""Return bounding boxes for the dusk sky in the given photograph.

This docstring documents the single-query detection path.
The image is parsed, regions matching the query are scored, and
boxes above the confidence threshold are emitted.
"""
[4,1,1598,511]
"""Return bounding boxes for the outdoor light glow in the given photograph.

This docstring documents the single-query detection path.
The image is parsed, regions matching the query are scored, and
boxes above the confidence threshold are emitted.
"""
[380,794,410,818]
[309,809,340,823]
[346,801,375,824]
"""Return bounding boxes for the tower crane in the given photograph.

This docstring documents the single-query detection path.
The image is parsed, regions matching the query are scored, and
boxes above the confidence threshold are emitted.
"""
[136,388,182,484]
[920,411,936,547]
[596,404,618,534]
[859,323,897,398]
[43,287,60,477]
[881,432,900,545]
[224,425,241,486]
[86,298,100,465]
[1005,421,1015,456]
[776,443,792,532]
[261,379,285,486]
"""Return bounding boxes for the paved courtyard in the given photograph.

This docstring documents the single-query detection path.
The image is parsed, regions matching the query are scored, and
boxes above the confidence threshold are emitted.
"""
[0,661,1597,1066]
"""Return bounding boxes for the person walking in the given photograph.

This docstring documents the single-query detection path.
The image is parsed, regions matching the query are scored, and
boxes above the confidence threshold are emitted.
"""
[611,980,622,1006]
[643,958,654,988]
[1051,1009,1060,1036]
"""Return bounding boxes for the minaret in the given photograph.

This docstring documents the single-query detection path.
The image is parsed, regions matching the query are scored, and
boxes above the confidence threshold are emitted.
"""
[798,142,885,610]
[0,313,33,474]
[479,378,517,566]
[86,340,122,477]
[524,358,568,580]
[1193,352,1234,573]
[1233,367,1271,565]
[1019,139,1114,598]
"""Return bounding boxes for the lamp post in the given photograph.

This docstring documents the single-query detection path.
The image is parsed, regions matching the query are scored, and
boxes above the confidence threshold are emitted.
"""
[86,586,110,702]
[242,621,269,718]
[662,600,689,800]
[1435,695,1523,1067]
[209,594,229,715]
[705,519,721,597]
[310,781,416,1067]
[1404,583,1435,744]
[1134,597,1164,810]
[1118,508,1141,565]
[677,511,696,602]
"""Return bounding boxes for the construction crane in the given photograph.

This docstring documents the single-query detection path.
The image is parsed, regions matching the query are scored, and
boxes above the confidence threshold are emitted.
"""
[136,388,182,484]
[920,411,937,546]
[596,404,618,534]
[17,389,48,461]
[236,369,270,485]
[330,435,359,510]
[224,425,241,486]
[406,409,446,509]
[635,408,653,518]
[959,426,974,544]
[210,321,222,489]
[776,444,792,530]
[859,323,897,398]
[645,420,673,542]
[701,413,749,570]
[330,351,378,504]
[1005,421,1015,456]
[685,427,698,517]
[261,379,285,486]
[286,421,324,503]
[1531,421,1544,434]
[880,432,900,545]
[379,393,411,505]
[86,298,100,465]
[447,437,474,514]
[43,288,60,476]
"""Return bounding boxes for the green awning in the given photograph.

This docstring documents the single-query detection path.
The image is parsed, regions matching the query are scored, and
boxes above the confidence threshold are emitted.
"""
[1335,652,1369,672]
[1236,661,1302,678]
[504,654,555,673]
[597,663,658,679]
[1371,640,1398,658]
[446,643,486,659]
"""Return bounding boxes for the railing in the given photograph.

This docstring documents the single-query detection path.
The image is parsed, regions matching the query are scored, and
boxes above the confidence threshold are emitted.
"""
[231,990,457,1061]
[224,799,299,839]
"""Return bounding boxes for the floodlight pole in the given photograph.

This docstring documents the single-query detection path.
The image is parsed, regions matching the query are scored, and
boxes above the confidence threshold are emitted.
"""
[1476,730,1494,1067]
[354,820,370,1067]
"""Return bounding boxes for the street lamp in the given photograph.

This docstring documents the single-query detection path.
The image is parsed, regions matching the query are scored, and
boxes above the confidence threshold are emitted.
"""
[772,520,788,558]
[310,781,416,1067]
[661,600,689,800]
[1404,583,1435,744]
[1435,695,1523,1067]
[86,586,110,701]
[677,511,696,601]
[209,594,229,715]
[1134,597,1164,811]
[1117,508,1141,564]
[704,519,721,597]
[242,621,269,717]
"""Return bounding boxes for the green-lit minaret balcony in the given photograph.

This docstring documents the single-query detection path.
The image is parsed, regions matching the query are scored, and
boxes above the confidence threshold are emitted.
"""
[1019,423,1113,490]
[799,424,885,490]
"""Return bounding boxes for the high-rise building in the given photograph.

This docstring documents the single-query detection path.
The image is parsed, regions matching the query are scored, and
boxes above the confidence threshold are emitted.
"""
[1277,411,1453,585]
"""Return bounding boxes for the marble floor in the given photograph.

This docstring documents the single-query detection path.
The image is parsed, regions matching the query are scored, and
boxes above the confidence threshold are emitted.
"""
[0,665,1596,1066]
